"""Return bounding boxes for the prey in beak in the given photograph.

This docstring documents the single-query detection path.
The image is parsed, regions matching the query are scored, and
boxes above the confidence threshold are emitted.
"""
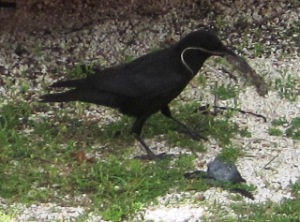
[197,48,268,121]
[224,51,268,97]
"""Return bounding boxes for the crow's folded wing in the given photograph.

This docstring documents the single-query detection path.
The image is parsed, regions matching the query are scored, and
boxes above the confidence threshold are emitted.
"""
[89,49,189,99]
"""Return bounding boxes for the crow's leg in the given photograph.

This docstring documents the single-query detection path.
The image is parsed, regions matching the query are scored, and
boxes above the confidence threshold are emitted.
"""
[132,115,167,160]
[161,105,205,140]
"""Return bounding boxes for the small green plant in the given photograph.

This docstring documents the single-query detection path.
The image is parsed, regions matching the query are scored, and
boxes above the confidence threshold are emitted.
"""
[254,42,265,57]
[67,63,95,79]
[274,69,299,101]
[239,127,252,137]
[268,127,283,136]
[218,146,241,163]
[212,82,239,100]
[197,74,208,87]
[286,117,300,140]
[215,16,227,31]
[0,101,33,158]
[0,211,14,222]
[271,117,288,126]
[209,119,241,145]
[270,117,300,140]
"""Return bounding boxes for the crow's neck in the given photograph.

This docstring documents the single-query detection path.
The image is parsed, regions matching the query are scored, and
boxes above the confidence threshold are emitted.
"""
[180,49,211,76]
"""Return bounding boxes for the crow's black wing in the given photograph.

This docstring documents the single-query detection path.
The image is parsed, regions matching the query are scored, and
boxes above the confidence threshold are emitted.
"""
[88,49,189,99]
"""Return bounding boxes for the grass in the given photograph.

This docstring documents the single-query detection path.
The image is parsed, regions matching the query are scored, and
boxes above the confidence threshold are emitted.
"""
[0,91,290,221]
[268,117,300,140]
[0,211,14,222]
[66,63,96,79]
[268,127,283,136]
[286,117,300,140]
[229,181,300,222]
[0,96,245,221]
[212,82,239,100]
[218,146,241,163]
[253,42,265,57]
[201,180,300,222]
[1,47,299,221]
[273,68,300,102]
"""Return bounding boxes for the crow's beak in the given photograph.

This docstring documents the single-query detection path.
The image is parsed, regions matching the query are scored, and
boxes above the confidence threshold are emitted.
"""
[223,49,268,97]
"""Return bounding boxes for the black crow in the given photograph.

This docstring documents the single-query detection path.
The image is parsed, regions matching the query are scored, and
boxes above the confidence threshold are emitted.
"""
[40,30,267,159]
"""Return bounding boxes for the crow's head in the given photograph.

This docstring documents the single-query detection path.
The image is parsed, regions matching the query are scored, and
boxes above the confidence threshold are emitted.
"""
[175,30,268,96]
[175,30,235,57]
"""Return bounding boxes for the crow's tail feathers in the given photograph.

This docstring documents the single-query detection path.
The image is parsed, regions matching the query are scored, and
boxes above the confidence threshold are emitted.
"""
[41,79,88,102]
[50,79,86,88]
[40,90,80,103]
